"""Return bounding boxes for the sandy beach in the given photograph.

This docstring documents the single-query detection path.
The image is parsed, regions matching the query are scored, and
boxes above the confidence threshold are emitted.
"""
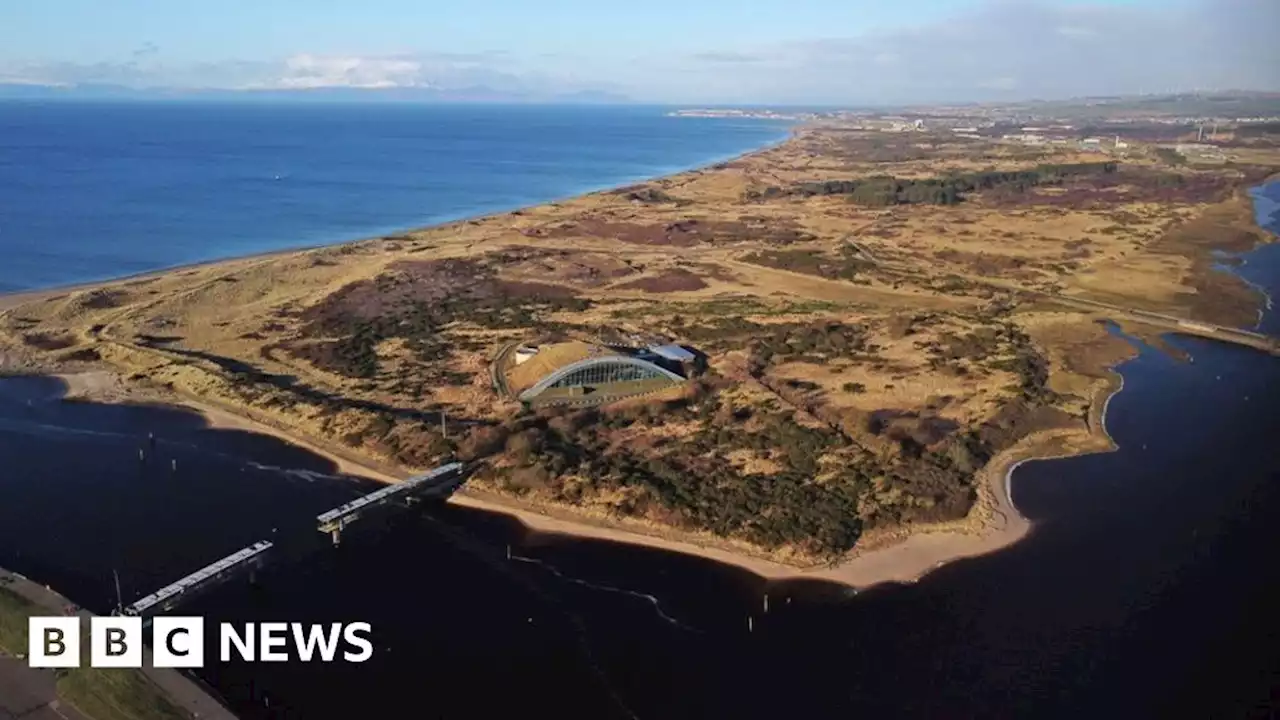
[49,367,1125,590]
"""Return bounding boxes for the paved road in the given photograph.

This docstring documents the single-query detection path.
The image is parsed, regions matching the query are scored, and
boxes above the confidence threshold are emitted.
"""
[1029,292,1280,354]
[750,242,1280,355]
[0,657,90,720]
[490,342,517,399]
[0,568,237,720]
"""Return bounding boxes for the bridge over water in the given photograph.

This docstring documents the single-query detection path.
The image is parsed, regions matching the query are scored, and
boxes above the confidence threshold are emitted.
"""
[119,541,274,617]
[114,462,468,619]
[318,462,465,545]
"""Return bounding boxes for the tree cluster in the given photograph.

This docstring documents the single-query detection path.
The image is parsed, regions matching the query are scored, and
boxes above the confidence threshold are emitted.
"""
[782,162,1119,206]
[293,272,588,380]
[740,247,873,281]
[748,320,874,372]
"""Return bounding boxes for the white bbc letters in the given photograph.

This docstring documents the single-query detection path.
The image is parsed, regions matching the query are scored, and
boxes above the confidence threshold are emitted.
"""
[152,617,204,668]
[259,622,289,661]
[220,623,254,662]
[27,616,374,667]
[90,616,142,668]
[28,617,80,668]
[343,622,373,662]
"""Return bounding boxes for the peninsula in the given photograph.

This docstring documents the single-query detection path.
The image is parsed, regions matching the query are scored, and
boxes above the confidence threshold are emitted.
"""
[3,103,1278,588]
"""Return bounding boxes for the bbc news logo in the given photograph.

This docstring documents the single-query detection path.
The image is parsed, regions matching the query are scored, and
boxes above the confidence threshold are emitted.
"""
[28,617,373,667]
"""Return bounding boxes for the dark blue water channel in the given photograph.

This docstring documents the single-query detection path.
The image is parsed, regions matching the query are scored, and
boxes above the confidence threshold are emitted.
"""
[1,183,1278,718]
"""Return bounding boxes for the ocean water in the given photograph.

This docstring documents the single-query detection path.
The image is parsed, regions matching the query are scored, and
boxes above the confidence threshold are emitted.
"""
[0,101,790,293]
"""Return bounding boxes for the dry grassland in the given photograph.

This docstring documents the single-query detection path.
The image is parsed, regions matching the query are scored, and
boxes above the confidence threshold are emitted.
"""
[2,124,1275,573]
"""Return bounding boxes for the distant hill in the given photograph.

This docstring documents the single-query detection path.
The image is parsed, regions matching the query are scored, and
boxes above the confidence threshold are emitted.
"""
[998,92,1280,119]
[0,83,153,100]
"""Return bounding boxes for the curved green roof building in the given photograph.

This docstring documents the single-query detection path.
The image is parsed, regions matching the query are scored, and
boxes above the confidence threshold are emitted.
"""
[515,350,686,406]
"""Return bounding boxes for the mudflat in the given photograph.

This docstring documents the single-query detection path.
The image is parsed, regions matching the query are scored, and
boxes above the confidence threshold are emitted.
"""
[2,121,1277,588]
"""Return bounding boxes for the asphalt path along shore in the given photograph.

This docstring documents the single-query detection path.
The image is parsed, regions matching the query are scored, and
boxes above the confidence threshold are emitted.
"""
[0,566,237,720]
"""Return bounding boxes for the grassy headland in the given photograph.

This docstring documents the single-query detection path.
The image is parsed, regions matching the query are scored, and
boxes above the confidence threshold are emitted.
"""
[0,584,187,720]
[2,118,1278,586]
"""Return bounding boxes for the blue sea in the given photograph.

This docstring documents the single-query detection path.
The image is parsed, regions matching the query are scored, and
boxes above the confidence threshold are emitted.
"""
[0,102,790,293]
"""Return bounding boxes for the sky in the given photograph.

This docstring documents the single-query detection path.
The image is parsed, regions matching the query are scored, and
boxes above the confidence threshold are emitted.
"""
[1,0,1277,104]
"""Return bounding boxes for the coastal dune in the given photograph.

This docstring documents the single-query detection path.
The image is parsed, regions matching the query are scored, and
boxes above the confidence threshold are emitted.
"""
[3,122,1278,590]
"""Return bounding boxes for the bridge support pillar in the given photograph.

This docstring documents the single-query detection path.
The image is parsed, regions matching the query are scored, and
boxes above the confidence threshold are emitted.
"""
[331,529,341,547]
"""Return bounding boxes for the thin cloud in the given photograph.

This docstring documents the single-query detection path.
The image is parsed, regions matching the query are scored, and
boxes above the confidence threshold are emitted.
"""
[269,54,428,89]
[979,76,1019,90]
[1055,25,1098,39]
[2,0,1276,104]
[690,52,765,64]
[131,42,160,59]
[425,50,511,64]
[643,0,1280,104]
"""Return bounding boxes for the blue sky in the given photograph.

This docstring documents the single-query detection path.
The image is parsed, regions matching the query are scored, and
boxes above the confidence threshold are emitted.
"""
[1,0,1000,61]
[1,0,1275,103]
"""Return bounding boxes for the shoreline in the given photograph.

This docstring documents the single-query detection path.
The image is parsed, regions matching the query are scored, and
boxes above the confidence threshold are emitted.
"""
[46,367,1125,590]
[1241,184,1280,329]
[218,377,1123,589]
[0,565,238,720]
